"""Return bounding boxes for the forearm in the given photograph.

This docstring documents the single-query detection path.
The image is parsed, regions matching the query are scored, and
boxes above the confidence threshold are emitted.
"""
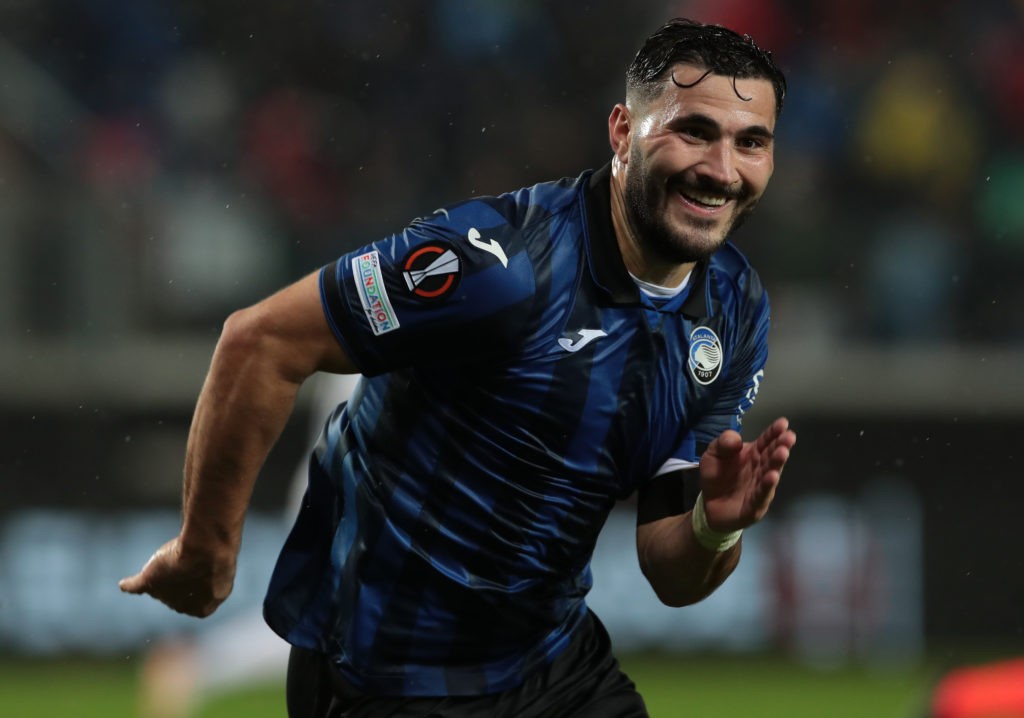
[178,309,305,561]
[119,271,353,616]
[637,512,741,607]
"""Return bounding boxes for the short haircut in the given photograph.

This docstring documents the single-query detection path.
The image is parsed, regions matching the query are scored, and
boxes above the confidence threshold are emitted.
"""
[626,18,787,118]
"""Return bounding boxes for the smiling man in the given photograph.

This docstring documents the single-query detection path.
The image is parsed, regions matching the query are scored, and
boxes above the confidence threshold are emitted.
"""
[121,18,796,718]
[611,26,780,285]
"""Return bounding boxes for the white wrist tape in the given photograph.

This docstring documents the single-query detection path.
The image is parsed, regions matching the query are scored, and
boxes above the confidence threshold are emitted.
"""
[691,492,742,552]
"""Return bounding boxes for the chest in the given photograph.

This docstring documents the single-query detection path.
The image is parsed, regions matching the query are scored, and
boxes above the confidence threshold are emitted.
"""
[492,298,729,486]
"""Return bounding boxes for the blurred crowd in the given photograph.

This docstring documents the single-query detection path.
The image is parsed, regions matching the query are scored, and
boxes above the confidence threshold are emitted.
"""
[1,0,1022,344]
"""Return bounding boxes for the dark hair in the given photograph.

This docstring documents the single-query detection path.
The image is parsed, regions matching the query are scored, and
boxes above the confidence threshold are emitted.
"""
[626,18,787,117]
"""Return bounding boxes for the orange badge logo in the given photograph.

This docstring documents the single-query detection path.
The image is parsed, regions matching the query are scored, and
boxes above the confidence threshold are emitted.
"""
[402,243,461,301]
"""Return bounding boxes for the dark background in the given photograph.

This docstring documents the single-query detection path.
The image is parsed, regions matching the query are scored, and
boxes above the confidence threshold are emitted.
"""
[1,0,1022,655]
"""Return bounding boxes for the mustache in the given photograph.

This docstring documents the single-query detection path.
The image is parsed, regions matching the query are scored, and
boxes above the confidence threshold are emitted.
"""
[671,175,748,202]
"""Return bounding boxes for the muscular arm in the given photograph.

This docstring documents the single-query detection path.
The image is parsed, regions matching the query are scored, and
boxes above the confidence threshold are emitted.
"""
[120,270,356,617]
[636,417,796,607]
[637,505,741,607]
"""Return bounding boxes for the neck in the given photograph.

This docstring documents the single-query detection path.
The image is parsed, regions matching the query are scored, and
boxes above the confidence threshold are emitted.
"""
[608,158,697,287]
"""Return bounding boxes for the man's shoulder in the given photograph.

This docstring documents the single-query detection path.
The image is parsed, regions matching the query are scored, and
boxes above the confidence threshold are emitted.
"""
[709,241,756,276]
[708,242,768,311]
[425,170,593,234]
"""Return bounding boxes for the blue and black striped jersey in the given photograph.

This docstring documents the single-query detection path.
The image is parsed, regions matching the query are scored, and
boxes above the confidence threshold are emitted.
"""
[263,163,770,696]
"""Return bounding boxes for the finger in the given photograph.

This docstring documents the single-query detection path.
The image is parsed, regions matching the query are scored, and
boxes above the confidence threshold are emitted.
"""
[761,423,794,454]
[756,417,789,451]
[769,431,796,465]
[118,573,147,595]
[759,441,789,474]
[772,416,790,433]
[757,470,780,498]
[746,470,780,521]
[761,458,784,490]
[771,417,792,441]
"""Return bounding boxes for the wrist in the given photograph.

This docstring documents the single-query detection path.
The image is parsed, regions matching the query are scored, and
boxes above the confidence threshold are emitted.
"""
[691,492,742,552]
[179,520,240,565]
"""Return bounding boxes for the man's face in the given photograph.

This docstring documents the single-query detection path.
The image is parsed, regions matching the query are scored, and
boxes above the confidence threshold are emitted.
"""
[621,64,777,265]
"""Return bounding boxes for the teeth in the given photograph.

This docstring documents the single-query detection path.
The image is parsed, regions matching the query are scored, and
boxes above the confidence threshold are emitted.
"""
[684,192,727,207]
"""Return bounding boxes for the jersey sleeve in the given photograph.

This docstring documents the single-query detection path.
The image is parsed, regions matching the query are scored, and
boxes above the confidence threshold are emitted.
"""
[319,203,536,376]
[640,271,770,521]
[693,279,770,444]
[668,268,771,468]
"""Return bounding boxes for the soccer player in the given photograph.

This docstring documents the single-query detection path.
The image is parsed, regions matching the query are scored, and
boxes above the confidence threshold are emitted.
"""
[121,18,797,717]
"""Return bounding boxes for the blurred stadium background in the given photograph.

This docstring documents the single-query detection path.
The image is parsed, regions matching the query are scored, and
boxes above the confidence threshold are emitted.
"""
[2,0,1023,716]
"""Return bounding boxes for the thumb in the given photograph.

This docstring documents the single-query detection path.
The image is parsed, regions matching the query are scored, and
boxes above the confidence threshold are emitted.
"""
[119,572,147,595]
[707,429,743,458]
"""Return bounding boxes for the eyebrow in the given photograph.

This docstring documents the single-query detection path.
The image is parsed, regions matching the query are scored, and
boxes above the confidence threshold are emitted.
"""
[671,112,775,141]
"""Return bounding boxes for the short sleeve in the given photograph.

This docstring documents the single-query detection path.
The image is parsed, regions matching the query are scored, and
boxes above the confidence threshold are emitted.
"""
[659,270,771,470]
[691,284,770,445]
[319,204,536,376]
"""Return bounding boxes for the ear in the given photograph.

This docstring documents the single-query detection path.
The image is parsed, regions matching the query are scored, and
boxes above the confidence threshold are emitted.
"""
[608,103,631,163]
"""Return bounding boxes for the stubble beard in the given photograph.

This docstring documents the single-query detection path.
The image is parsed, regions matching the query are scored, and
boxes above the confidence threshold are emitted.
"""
[623,148,755,266]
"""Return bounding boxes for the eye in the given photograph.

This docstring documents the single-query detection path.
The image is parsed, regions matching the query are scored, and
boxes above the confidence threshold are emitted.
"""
[737,134,772,151]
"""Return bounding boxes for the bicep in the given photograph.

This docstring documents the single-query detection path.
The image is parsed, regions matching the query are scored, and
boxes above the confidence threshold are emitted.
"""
[240,270,358,381]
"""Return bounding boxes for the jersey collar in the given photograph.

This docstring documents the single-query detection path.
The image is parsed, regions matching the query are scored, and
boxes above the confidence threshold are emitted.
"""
[583,162,709,317]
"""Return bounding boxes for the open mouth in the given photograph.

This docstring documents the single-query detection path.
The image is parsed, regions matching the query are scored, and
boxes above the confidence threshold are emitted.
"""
[682,190,728,207]
[679,189,730,210]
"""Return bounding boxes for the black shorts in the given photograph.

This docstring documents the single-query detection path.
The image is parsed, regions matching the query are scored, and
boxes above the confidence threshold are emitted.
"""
[286,610,649,718]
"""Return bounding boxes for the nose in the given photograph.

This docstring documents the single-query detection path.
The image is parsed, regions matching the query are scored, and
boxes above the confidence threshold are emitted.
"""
[698,141,741,190]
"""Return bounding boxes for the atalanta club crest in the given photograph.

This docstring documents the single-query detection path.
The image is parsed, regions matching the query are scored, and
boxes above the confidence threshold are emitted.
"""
[401,242,461,301]
[688,326,722,385]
